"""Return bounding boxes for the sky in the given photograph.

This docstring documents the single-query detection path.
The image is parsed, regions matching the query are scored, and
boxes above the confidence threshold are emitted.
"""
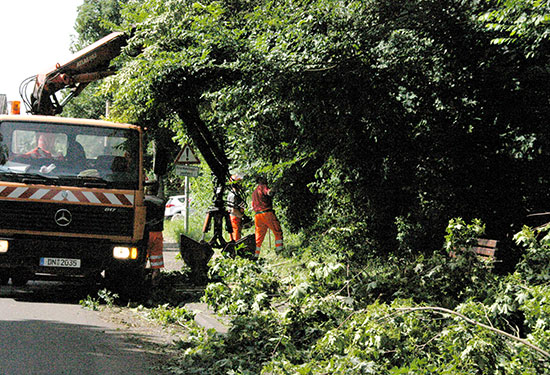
[0,1,83,103]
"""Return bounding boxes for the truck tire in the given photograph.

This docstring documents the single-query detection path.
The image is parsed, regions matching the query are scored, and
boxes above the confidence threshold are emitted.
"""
[104,264,147,300]
[0,272,9,285]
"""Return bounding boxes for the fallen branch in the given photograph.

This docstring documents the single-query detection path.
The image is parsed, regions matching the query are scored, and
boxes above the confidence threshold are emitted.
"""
[394,306,550,360]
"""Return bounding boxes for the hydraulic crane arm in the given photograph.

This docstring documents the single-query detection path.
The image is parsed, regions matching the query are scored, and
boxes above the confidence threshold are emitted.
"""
[20,31,128,116]
[178,105,230,185]
[178,105,249,249]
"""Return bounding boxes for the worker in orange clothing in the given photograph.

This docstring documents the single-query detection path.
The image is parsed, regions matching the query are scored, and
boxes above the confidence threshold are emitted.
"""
[148,231,164,283]
[146,196,165,285]
[252,175,283,258]
[227,175,246,241]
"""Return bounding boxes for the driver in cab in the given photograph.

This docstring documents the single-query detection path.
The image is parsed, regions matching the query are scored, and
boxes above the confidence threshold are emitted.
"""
[19,133,64,174]
[25,133,58,159]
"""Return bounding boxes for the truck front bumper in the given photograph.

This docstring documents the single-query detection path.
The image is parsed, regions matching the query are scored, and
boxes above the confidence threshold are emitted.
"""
[0,236,146,278]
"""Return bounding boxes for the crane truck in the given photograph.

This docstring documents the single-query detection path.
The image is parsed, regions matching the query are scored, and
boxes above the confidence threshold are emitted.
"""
[0,32,167,294]
[0,30,248,290]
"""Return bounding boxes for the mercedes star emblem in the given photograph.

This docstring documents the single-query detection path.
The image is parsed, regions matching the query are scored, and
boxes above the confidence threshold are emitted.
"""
[54,209,72,227]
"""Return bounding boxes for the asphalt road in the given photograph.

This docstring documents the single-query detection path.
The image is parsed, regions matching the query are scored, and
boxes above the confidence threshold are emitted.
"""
[0,281,159,375]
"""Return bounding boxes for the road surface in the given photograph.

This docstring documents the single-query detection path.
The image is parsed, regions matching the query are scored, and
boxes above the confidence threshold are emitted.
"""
[0,281,161,375]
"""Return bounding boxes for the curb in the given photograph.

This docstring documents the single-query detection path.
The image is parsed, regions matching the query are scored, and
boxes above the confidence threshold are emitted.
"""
[160,243,229,334]
[184,302,230,334]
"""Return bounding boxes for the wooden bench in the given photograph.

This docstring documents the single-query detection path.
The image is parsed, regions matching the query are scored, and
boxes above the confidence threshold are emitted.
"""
[449,238,498,261]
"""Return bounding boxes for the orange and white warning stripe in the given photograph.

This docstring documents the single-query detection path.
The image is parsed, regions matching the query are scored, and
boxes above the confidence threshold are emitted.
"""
[0,184,134,206]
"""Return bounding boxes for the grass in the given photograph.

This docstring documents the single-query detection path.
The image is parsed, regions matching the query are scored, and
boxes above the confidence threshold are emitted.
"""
[163,214,206,242]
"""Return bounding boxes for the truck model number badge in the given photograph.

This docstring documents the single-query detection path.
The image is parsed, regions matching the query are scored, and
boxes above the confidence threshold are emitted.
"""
[54,209,72,227]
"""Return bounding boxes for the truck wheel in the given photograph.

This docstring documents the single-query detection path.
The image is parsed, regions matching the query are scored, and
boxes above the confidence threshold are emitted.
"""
[0,273,9,285]
[104,265,147,300]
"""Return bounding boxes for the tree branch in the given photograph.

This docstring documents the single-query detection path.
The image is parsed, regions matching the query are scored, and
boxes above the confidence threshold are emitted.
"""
[394,306,550,360]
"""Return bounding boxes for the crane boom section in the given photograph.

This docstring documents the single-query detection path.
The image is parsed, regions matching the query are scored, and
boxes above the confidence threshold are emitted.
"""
[28,32,127,116]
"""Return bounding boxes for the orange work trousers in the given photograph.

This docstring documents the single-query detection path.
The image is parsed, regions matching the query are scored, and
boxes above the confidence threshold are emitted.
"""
[147,231,164,269]
[230,215,242,241]
[254,211,283,256]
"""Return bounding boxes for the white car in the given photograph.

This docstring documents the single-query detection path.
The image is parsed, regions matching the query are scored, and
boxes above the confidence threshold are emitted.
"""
[164,195,189,218]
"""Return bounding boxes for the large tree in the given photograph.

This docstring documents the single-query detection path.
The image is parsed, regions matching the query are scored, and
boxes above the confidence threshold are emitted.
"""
[100,0,550,265]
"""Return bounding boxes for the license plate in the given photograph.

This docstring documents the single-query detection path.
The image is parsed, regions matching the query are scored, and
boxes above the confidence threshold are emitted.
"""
[39,257,81,268]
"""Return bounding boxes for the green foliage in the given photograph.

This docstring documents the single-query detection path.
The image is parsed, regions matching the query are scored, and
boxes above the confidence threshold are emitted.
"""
[79,295,100,311]
[148,304,195,326]
[173,295,550,374]
[480,0,550,57]
[513,225,550,283]
[203,255,281,315]
[171,311,285,375]
[61,83,110,120]
[352,253,496,309]
[73,0,129,48]
[444,217,485,255]
[352,219,495,308]
[79,288,119,310]
[163,212,207,244]
[303,260,347,296]
[519,284,550,353]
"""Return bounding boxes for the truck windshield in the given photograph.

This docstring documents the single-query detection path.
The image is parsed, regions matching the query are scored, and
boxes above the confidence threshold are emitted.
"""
[0,120,140,190]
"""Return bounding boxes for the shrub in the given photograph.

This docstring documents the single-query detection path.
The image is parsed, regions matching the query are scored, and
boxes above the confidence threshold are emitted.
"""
[513,225,550,284]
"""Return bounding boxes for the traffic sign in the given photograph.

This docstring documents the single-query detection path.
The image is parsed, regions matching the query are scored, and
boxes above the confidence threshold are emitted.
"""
[174,144,200,165]
[175,165,200,177]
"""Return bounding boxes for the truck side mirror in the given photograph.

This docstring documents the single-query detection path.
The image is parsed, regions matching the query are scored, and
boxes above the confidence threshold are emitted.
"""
[144,179,159,195]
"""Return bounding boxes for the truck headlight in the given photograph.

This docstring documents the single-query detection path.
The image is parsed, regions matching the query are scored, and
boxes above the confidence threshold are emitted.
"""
[113,246,138,260]
[0,240,8,253]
